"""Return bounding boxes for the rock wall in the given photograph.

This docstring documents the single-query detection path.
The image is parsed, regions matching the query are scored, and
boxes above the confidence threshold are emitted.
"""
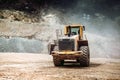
[0,37,43,53]
[0,14,63,53]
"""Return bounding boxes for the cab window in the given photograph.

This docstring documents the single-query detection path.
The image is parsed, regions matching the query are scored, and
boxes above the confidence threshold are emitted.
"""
[71,27,79,35]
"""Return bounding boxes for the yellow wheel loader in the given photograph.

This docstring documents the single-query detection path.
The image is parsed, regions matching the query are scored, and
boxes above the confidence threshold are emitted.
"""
[48,25,90,67]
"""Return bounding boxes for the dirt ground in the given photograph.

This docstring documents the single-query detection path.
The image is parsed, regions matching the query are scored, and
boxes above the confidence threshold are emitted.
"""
[0,53,120,80]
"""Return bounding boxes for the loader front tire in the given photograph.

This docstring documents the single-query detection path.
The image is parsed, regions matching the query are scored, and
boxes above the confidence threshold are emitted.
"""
[53,56,63,66]
[53,46,64,66]
[79,46,90,67]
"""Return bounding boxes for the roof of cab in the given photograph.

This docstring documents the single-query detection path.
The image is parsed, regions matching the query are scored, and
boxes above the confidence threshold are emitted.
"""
[65,24,83,27]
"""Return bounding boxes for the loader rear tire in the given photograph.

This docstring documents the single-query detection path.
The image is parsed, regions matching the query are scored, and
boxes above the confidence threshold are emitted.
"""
[79,46,90,67]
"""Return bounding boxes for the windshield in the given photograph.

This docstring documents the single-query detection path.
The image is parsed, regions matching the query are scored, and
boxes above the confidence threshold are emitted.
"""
[71,27,79,35]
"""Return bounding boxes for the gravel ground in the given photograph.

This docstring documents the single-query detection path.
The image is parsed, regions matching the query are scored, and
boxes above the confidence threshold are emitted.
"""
[0,53,120,80]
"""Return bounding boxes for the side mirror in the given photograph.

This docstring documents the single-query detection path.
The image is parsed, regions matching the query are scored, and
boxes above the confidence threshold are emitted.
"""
[83,26,85,31]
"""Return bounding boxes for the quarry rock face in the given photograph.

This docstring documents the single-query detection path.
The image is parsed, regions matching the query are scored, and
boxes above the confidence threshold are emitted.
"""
[0,37,43,53]
[0,12,57,53]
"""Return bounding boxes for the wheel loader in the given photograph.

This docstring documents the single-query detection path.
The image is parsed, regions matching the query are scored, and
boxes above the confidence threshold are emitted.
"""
[48,24,90,67]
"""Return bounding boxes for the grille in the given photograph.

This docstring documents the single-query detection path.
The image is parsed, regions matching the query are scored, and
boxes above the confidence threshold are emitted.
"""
[58,39,74,51]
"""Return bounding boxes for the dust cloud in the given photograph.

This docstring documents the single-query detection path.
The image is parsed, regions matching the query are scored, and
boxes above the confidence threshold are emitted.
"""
[39,0,120,58]
[64,13,120,58]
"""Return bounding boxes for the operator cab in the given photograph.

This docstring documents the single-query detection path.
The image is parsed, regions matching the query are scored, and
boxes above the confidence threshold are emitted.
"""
[64,25,85,39]
[65,26,80,36]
